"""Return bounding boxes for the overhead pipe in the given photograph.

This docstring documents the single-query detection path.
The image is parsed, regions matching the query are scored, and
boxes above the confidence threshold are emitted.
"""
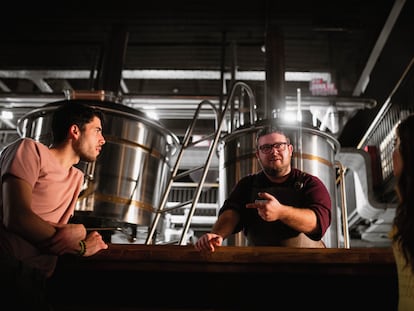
[264,26,285,119]
[96,24,129,96]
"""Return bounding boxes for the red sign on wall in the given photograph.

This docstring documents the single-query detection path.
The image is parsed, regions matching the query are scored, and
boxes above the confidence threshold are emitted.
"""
[309,78,338,96]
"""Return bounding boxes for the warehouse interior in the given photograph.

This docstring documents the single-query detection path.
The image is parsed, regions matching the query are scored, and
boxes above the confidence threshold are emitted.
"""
[0,0,413,248]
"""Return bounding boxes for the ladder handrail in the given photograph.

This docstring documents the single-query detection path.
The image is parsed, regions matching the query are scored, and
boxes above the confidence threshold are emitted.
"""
[178,82,256,245]
[335,160,350,248]
[145,81,257,245]
[145,100,219,244]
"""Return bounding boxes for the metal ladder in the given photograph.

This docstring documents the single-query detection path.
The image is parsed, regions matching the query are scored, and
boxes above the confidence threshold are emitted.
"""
[145,81,256,245]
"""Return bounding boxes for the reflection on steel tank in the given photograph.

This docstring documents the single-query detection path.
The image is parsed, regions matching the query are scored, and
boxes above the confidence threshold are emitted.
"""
[219,118,340,248]
[17,99,179,227]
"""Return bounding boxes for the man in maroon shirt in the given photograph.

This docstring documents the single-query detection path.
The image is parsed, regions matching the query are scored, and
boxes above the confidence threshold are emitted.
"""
[195,126,331,251]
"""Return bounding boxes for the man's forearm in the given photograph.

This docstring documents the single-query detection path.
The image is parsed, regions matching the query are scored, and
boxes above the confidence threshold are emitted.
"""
[211,210,240,239]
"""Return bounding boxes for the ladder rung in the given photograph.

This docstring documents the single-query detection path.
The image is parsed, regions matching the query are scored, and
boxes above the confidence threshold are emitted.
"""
[173,166,204,180]
[172,181,219,188]
[157,200,193,213]
[157,240,180,245]
[187,132,216,147]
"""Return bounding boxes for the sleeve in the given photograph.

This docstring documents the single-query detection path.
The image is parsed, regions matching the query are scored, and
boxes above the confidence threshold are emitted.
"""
[218,175,254,234]
[302,174,332,240]
[1,139,42,187]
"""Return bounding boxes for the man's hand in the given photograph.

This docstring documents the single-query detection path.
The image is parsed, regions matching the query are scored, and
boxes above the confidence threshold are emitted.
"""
[40,223,86,255]
[194,233,223,252]
[82,231,109,256]
[246,192,282,222]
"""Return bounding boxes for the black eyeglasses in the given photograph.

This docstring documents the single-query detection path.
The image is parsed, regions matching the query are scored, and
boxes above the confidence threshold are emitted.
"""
[258,142,289,154]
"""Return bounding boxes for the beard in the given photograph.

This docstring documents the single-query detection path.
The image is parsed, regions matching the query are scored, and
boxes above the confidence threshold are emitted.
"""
[258,157,288,178]
[80,154,96,162]
[78,147,98,163]
[262,166,282,177]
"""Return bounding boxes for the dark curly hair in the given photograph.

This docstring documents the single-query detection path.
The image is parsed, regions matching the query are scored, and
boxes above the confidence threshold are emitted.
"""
[392,113,414,272]
[51,100,105,145]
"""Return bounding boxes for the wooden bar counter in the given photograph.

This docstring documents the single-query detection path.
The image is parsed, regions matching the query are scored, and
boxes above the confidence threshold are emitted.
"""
[48,244,398,311]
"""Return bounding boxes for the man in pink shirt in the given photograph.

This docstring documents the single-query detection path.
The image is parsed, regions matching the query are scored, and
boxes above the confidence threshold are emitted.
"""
[0,100,108,309]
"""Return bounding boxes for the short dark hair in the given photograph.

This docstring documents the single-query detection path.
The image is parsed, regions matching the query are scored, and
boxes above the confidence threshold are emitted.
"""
[255,125,291,147]
[51,100,105,145]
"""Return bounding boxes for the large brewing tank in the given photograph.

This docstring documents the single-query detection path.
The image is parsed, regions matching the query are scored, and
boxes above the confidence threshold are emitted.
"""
[17,99,180,229]
[220,118,340,247]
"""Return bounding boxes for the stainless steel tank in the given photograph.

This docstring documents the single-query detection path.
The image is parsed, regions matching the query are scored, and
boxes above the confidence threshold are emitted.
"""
[220,118,340,247]
[17,99,179,228]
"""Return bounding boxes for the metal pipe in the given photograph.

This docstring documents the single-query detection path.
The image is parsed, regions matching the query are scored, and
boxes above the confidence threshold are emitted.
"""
[335,160,350,248]
[265,26,285,119]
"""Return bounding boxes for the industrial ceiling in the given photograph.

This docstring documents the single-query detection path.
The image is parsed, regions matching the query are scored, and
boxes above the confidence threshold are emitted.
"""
[0,0,412,146]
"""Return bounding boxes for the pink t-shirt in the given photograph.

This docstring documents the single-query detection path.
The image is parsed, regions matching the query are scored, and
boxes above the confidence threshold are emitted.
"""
[0,138,84,277]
